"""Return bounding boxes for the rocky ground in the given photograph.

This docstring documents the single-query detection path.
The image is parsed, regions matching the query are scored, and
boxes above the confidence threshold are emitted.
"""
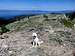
[0,14,75,56]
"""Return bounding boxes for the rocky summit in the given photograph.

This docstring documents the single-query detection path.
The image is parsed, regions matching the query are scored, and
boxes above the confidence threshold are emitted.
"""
[0,14,75,56]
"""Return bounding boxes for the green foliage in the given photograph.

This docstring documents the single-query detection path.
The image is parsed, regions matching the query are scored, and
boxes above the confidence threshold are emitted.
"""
[43,14,48,19]
[44,18,50,21]
[61,19,74,28]
[43,14,50,21]
[1,25,10,34]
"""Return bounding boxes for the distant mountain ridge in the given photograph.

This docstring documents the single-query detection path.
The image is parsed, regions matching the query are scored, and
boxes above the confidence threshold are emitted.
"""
[0,10,74,19]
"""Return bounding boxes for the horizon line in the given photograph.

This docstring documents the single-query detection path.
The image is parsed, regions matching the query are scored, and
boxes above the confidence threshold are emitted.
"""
[0,9,75,11]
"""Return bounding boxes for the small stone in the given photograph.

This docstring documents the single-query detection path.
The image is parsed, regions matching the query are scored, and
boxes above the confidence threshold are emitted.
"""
[63,44,66,46]
[9,50,13,54]
[61,45,63,48]
[3,35,9,38]
[74,24,75,27]
[0,35,4,39]
[49,30,54,34]
[2,44,8,48]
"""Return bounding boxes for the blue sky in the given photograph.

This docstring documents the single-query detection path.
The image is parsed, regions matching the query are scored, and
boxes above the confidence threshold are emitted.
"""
[0,0,75,11]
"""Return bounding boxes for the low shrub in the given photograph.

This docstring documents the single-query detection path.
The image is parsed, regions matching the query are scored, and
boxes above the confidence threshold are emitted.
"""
[61,19,74,28]
[0,25,10,34]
